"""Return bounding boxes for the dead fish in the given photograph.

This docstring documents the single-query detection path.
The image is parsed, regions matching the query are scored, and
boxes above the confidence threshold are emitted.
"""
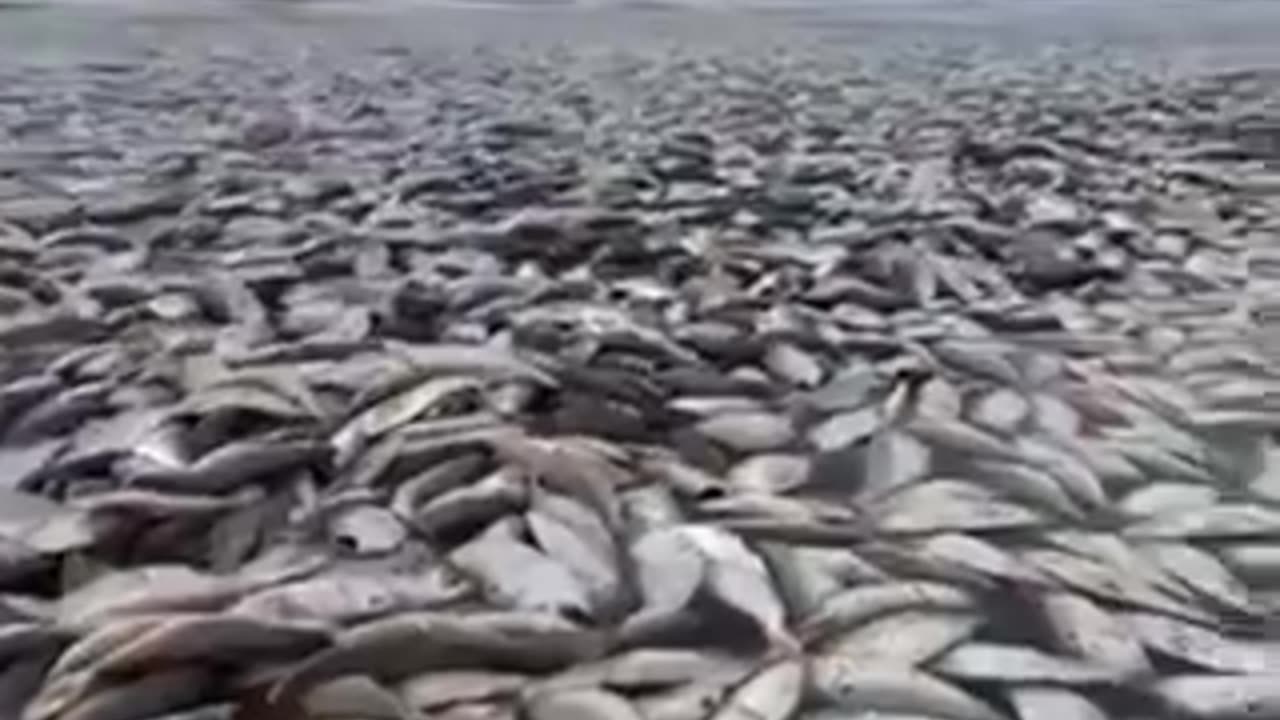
[1038,591,1151,678]
[270,610,603,701]
[6,380,113,441]
[302,674,411,720]
[912,532,1044,586]
[542,648,752,694]
[1119,482,1220,518]
[87,614,331,675]
[764,343,824,388]
[871,479,1044,534]
[929,642,1116,685]
[452,520,594,619]
[1124,503,1280,540]
[526,491,623,614]
[524,686,645,720]
[799,581,976,642]
[1218,542,1280,585]
[39,667,214,720]
[390,452,488,518]
[231,567,468,625]
[1006,686,1107,720]
[1152,674,1280,719]
[821,608,981,667]
[927,339,1022,386]
[0,486,101,555]
[399,670,530,712]
[967,388,1030,434]
[670,396,768,418]
[905,416,1023,463]
[71,487,260,517]
[178,382,312,423]
[386,341,559,387]
[808,656,1006,720]
[487,432,625,532]
[331,374,483,467]
[122,437,328,494]
[640,453,732,501]
[726,454,811,494]
[0,438,64,491]
[708,659,804,720]
[632,673,745,720]
[808,406,881,451]
[412,465,528,538]
[961,459,1081,522]
[627,525,709,623]
[797,365,883,413]
[328,504,407,556]
[60,551,323,629]
[676,524,795,651]
[1012,434,1108,509]
[1020,548,1210,624]
[45,615,177,682]
[1126,611,1280,674]
[696,412,797,453]
[761,544,881,620]
[860,428,932,498]
[1139,541,1257,615]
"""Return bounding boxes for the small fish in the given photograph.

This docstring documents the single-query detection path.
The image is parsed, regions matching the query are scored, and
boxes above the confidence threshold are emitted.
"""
[1118,482,1220,518]
[1038,591,1151,678]
[302,674,412,720]
[43,667,214,720]
[123,436,328,494]
[871,479,1044,534]
[399,670,529,713]
[860,428,932,498]
[678,524,795,651]
[390,452,489,518]
[623,525,709,631]
[1006,686,1107,720]
[332,375,482,466]
[457,506,593,616]
[821,608,981,667]
[1138,541,1257,615]
[798,581,975,642]
[764,342,824,388]
[906,416,1022,463]
[808,407,881,451]
[1152,674,1280,719]
[727,454,811,494]
[632,674,745,720]
[524,687,645,720]
[710,658,804,720]
[412,465,528,538]
[1126,612,1280,674]
[808,657,1006,720]
[271,610,603,701]
[930,642,1116,685]
[542,648,751,694]
[526,491,623,615]
[1124,503,1280,540]
[88,614,331,675]
[967,388,1030,434]
[696,412,797,453]
[912,532,1045,586]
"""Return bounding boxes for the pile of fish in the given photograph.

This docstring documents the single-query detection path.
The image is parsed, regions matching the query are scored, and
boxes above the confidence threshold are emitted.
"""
[6,8,1280,720]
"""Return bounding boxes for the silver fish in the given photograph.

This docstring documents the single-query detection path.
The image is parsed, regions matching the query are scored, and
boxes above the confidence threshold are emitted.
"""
[710,659,805,720]
[808,657,1006,720]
